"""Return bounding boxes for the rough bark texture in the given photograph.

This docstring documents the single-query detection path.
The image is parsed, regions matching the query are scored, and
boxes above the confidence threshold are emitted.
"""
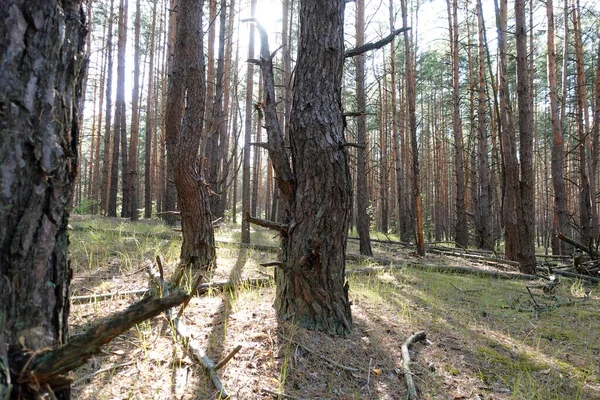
[165,0,215,270]
[274,0,352,335]
[0,0,86,397]
[514,0,536,274]
[355,0,373,256]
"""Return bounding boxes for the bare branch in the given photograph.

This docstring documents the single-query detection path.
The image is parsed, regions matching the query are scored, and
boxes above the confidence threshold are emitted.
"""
[340,143,366,150]
[345,27,411,58]
[246,212,288,234]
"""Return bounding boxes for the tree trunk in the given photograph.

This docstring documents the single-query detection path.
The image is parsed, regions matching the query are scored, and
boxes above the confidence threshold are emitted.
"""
[129,0,141,221]
[496,0,520,262]
[165,0,215,270]
[101,0,115,215]
[447,0,469,248]
[401,0,425,255]
[0,0,86,397]
[546,0,568,255]
[241,0,256,243]
[144,0,158,219]
[355,0,373,256]
[515,0,536,274]
[109,0,128,218]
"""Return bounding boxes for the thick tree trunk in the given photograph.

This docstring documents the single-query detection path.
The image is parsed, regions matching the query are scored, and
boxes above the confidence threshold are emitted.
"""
[274,0,352,335]
[165,0,215,270]
[0,0,86,397]
[355,0,373,256]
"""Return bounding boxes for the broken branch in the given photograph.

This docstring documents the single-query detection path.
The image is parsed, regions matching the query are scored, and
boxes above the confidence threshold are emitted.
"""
[401,331,426,400]
[246,212,288,234]
[345,27,411,58]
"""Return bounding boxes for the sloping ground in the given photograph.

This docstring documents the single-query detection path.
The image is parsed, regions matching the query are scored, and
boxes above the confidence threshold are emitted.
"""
[68,216,600,399]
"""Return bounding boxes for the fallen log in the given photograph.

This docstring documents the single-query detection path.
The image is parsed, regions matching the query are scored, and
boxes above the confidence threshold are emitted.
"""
[346,254,540,281]
[16,291,189,387]
[557,232,598,259]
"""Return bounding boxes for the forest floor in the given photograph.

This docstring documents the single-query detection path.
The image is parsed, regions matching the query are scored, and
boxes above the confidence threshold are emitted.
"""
[67,215,600,400]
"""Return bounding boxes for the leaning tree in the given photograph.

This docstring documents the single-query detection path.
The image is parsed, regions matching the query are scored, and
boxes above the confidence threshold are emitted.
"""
[248,0,407,335]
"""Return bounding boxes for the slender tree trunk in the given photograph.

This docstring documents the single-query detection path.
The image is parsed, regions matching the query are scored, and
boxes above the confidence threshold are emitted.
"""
[101,0,115,215]
[447,0,469,248]
[0,0,86,396]
[129,0,141,221]
[354,0,373,256]
[165,0,215,270]
[109,0,128,218]
[401,0,425,255]
[572,2,593,248]
[476,0,492,250]
[546,0,568,255]
[241,0,256,243]
[144,0,158,219]
[515,0,536,273]
[496,0,520,261]
[163,0,179,225]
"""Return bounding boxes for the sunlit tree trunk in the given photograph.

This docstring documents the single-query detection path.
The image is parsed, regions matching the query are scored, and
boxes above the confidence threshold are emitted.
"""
[144,0,158,219]
[128,0,141,221]
[101,0,115,215]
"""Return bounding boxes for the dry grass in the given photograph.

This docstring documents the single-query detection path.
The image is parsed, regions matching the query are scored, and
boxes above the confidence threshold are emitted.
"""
[68,216,600,399]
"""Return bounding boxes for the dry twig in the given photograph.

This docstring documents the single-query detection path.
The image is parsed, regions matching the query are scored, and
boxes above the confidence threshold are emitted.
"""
[401,331,427,400]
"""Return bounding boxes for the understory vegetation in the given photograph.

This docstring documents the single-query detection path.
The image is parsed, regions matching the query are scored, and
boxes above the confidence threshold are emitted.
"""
[68,216,599,399]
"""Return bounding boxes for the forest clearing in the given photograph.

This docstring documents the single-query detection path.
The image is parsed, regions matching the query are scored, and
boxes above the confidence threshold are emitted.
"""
[67,216,600,399]
[3,0,600,398]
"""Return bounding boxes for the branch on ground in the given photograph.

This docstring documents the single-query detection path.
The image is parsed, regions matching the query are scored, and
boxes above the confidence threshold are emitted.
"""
[401,331,427,399]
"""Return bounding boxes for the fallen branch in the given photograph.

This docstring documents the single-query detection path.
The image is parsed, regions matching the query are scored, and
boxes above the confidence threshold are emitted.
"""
[171,318,229,398]
[279,335,360,372]
[17,291,189,386]
[245,213,288,235]
[70,289,151,304]
[345,254,540,281]
[345,27,411,58]
[401,331,427,400]
[214,345,242,371]
[557,232,598,259]
[156,210,181,216]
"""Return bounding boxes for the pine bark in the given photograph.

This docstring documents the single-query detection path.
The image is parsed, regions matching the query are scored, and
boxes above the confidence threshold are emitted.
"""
[515,0,536,274]
[355,0,373,256]
[241,0,256,243]
[447,0,469,248]
[401,0,425,255]
[546,0,568,255]
[165,0,215,270]
[144,0,158,219]
[129,0,141,221]
[100,0,115,214]
[0,0,86,396]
